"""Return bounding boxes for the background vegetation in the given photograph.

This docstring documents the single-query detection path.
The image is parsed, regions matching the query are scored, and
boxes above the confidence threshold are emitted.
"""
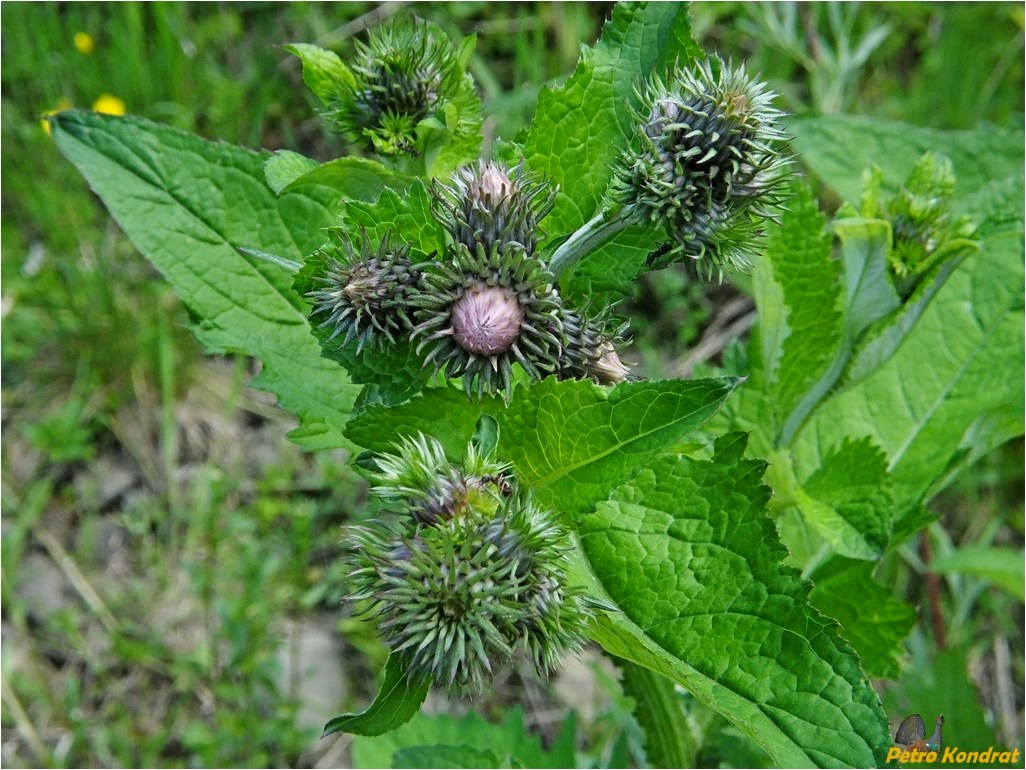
[2,2,1022,767]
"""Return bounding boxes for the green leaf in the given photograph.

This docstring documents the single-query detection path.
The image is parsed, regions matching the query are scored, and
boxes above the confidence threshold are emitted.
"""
[323,654,429,737]
[789,115,1025,204]
[559,222,666,305]
[833,218,901,341]
[51,110,361,450]
[264,150,318,195]
[797,438,894,560]
[929,547,1026,601]
[499,377,741,519]
[351,707,573,769]
[579,433,889,768]
[342,180,445,260]
[793,218,1024,518]
[808,560,916,680]
[278,155,417,202]
[286,42,356,107]
[524,2,700,241]
[750,183,841,446]
[343,386,501,458]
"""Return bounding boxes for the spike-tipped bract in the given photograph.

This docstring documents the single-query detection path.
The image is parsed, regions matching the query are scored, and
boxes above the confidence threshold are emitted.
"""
[612,55,791,275]
[347,437,591,694]
[306,230,418,353]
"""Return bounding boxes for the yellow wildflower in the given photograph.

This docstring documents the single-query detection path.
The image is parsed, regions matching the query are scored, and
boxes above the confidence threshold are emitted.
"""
[74,32,94,55]
[40,97,74,135]
[92,94,126,116]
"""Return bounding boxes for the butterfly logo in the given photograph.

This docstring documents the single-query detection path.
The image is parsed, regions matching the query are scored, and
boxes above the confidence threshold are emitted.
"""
[894,713,945,752]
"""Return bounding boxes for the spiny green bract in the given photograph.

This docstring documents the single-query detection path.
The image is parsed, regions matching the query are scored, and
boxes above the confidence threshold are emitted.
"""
[432,161,557,255]
[327,17,480,157]
[611,55,790,276]
[371,432,511,525]
[306,229,418,352]
[411,242,565,397]
[346,437,590,694]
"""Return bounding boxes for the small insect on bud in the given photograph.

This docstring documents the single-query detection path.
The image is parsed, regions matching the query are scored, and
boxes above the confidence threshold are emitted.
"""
[612,56,791,275]
[557,307,633,385]
[327,16,480,157]
[305,230,417,353]
[411,243,564,397]
[371,434,511,525]
[345,493,591,694]
[432,161,557,254]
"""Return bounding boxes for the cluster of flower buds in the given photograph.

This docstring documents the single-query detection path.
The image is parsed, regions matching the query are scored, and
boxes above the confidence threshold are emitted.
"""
[611,55,791,276]
[306,160,634,397]
[846,152,977,291]
[325,17,480,158]
[346,434,591,693]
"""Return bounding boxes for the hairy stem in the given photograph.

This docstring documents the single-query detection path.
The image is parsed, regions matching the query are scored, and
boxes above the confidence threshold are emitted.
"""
[547,209,631,277]
[618,657,697,768]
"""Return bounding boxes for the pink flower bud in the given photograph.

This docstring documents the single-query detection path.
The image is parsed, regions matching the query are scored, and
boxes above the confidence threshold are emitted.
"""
[451,286,524,356]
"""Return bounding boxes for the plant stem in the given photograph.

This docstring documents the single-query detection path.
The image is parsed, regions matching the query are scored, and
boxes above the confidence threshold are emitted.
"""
[547,209,631,277]
[618,657,697,768]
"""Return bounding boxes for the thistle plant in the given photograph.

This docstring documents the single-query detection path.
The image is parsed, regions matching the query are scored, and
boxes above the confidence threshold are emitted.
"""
[50,2,1020,766]
[549,54,791,279]
[348,435,590,693]
[306,229,418,352]
[325,17,479,158]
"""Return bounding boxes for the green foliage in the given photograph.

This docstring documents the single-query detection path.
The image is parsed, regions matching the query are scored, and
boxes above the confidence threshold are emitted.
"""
[49,110,362,451]
[351,707,577,769]
[323,655,430,738]
[581,433,889,767]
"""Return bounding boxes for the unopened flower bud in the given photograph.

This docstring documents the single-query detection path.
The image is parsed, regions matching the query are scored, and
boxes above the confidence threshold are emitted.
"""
[612,56,790,275]
[345,494,590,693]
[411,243,563,397]
[432,161,556,254]
[557,307,633,385]
[327,17,480,158]
[306,230,417,352]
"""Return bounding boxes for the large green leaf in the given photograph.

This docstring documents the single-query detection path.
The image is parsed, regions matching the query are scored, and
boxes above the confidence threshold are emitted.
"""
[343,385,500,459]
[579,433,889,768]
[808,560,917,681]
[749,183,841,447]
[351,707,576,769]
[789,115,1025,204]
[797,438,894,561]
[498,377,741,518]
[51,110,360,450]
[793,219,1024,518]
[524,2,699,242]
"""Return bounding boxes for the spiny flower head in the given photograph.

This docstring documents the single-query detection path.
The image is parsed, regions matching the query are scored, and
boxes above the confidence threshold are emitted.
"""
[411,243,563,397]
[371,433,511,525]
[557,306,633,385]
[612,56,790,275]
[432,161,557,254]
[305,229,417,352]
[328,16,480,157]
[346,494,590,693]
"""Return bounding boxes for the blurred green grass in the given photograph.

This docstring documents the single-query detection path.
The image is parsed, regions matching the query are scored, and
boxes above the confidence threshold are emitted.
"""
[1,3,1022,768]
